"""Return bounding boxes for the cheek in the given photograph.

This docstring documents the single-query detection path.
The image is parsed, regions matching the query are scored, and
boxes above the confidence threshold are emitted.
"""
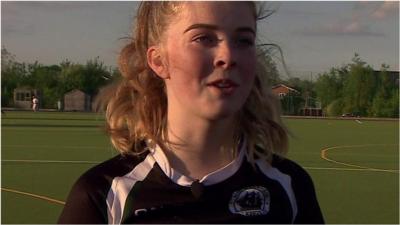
[239,53,257,85]
[166,45,212,85]
[164,47,207,98]
[168,43,210,72]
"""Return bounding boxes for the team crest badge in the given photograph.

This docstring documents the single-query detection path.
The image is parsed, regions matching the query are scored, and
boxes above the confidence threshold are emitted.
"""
[229,186,270,216]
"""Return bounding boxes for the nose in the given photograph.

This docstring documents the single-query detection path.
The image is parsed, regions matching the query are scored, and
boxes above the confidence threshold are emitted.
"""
[214,41,237,69]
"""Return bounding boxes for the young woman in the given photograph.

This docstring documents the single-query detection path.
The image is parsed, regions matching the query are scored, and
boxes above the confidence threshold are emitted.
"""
[58,2,324,224]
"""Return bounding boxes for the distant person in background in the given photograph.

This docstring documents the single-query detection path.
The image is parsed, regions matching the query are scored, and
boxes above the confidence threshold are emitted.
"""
[57,100,62,111]
[58,1,324,224]
[32,95,39,112]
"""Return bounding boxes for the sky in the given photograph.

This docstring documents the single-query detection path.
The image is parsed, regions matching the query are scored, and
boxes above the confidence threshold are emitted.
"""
[1,1,399,79]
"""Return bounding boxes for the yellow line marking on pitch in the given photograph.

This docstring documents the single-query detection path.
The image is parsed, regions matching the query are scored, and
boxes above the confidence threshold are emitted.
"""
[304,166,397,172]
[321,144,399,173]
[1,187,65,205]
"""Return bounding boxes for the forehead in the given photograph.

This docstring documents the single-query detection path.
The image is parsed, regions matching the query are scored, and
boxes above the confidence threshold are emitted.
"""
[172,2,256,31]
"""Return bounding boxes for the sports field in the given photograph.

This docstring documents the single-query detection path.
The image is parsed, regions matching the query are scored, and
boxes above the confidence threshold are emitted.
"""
[1,111,399,223]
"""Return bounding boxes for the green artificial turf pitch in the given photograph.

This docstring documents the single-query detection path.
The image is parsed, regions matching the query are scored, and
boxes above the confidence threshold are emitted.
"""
[1,111,398,223]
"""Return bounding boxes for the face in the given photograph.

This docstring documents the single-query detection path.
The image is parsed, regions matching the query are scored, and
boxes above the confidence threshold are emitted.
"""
[154,2,257,121]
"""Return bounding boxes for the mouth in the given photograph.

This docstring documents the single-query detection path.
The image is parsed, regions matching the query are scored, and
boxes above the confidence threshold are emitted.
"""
[206,79,239,95]
[207,79,239,88]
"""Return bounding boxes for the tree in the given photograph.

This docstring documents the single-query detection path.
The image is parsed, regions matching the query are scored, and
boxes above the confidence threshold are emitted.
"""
[313,54,399,118]
[80,57,112,96]
[1,47,28,107]
[315,68,342,113]
[1,46,16,68]
[60,63,85,94]
[326,99,344,116]
[2,47,118,108]
[370,65,399,117]
[29,64,62,108]
[342,54,378,116]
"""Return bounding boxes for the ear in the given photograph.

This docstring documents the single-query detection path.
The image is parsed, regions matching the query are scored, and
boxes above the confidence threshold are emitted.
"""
[147,46,169,79]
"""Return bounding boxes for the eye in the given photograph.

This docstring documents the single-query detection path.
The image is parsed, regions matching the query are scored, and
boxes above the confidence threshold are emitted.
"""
[193,35,218,46]
[236,37,255,47]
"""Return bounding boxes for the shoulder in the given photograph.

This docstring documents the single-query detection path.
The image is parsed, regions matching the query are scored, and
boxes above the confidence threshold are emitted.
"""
[254,154,316,198]
[254,153,312,184]
[269,154,317,197]
[270,154,312,182]
[253,154,317,200]
[58,152,149,223]
[271,155,325,224]
[76,152,149,193]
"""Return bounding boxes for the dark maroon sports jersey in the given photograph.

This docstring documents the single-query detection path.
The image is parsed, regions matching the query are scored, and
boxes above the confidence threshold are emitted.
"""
[58,142,324,224]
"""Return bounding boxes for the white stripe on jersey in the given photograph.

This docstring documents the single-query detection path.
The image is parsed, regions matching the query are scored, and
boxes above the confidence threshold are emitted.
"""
[106,154,156,224]
[255,159,298,223]
[151,140,247,186]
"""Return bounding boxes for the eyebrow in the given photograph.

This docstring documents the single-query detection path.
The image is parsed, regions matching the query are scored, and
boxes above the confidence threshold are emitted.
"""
[183,23,256,35]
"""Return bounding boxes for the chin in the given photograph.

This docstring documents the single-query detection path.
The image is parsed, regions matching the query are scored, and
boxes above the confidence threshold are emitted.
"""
[204,105,241,121]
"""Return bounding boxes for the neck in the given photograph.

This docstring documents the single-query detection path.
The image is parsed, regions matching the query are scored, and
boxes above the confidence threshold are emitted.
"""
[163,113,238,180]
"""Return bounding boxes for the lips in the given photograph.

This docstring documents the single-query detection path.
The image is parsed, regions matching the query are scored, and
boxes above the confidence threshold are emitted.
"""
[207,79,239,95]
[207,79,239,88]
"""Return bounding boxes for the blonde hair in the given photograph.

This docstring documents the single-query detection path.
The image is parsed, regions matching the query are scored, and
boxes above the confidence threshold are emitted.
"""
[103,1,288,163]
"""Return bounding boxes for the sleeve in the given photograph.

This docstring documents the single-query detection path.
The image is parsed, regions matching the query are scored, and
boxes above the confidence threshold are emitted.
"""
[291,166,325,224]
[58,175,108,224]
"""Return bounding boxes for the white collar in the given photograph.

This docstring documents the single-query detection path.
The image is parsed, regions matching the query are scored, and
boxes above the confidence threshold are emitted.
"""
[148,140,247,187]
